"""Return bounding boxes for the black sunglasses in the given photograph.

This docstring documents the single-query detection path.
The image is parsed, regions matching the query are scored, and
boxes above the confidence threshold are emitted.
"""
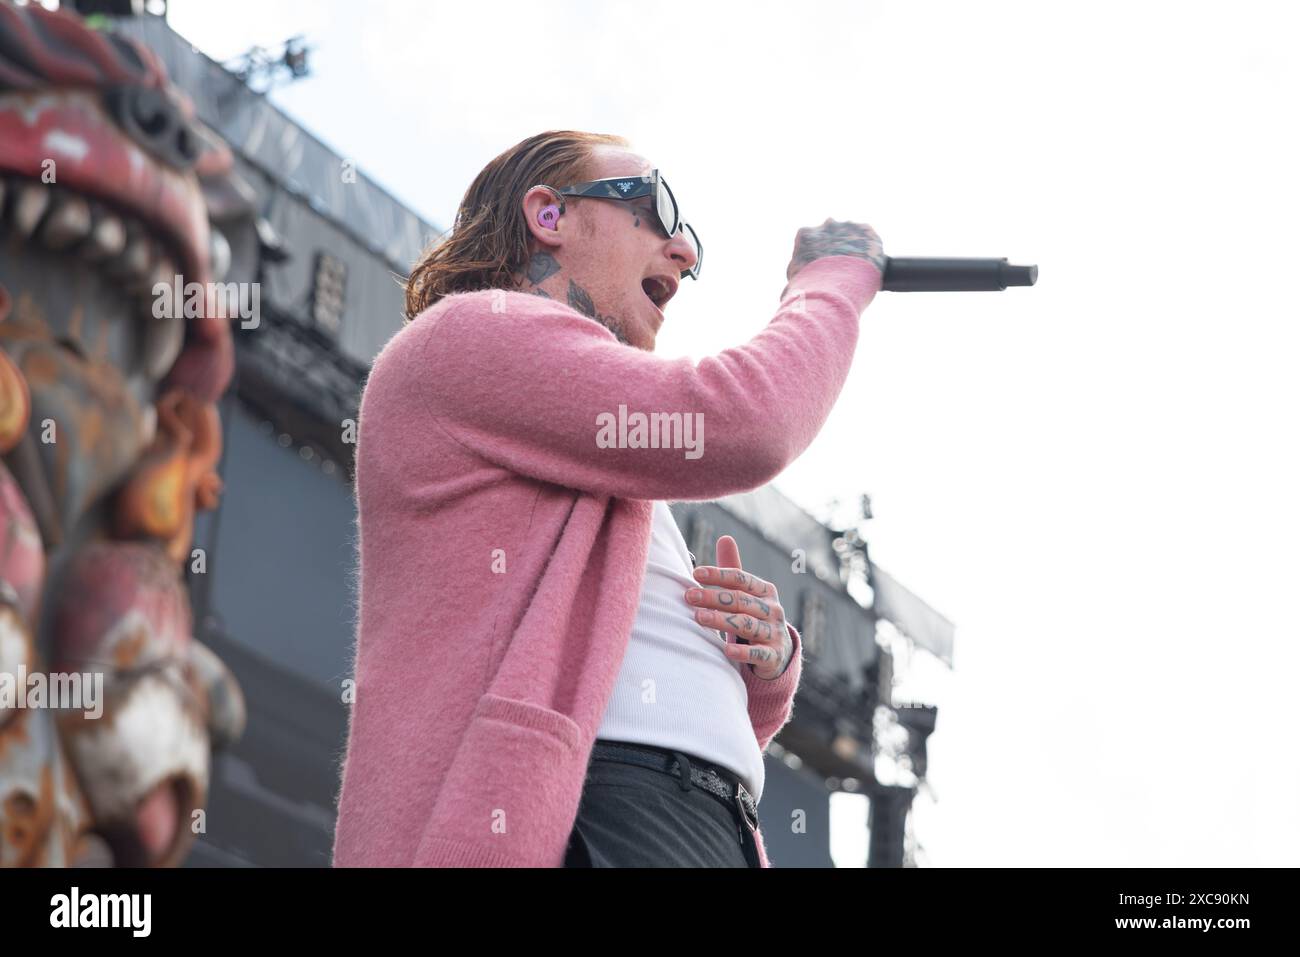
[541,169,702,281]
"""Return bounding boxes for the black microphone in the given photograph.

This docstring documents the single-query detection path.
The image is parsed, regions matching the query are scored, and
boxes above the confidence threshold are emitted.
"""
[881,256,1038,292]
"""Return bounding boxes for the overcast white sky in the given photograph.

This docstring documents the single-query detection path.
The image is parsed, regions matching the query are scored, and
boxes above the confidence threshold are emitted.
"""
[168,0,1299,866]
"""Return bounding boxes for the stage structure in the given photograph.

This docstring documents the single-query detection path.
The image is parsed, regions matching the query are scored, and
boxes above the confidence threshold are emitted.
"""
[0,2,953,868]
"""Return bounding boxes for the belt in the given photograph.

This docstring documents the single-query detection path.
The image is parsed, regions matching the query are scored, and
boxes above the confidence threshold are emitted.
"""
[590,740,759,832]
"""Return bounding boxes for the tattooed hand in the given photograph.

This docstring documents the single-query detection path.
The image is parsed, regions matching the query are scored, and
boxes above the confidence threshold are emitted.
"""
[685,535,795,681]
[785,218,885,289]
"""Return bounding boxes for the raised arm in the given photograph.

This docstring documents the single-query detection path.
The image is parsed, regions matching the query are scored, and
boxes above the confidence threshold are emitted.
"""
[403,253,883,501]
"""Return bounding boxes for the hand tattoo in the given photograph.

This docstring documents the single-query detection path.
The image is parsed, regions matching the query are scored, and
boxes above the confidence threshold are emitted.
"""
[789,220,886,275]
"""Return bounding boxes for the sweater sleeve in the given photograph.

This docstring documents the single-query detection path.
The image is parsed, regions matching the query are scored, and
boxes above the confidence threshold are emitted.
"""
[410,256,882,502]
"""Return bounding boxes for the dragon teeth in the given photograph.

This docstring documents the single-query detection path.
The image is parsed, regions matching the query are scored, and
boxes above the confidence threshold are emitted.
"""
[12,182,50,239]
[107,230,152,287]
[39,193,93,251]
[2,177,198,347]
[82,212,127,262]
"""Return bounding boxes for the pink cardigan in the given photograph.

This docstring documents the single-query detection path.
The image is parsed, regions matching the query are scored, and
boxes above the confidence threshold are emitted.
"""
[332,255,883,867]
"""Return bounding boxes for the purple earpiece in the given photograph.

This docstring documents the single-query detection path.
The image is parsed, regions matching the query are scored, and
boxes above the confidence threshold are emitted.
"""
[538,204,561,229]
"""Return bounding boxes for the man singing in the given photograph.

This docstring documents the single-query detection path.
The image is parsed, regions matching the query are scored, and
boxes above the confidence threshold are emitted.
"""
[332,130,884,867]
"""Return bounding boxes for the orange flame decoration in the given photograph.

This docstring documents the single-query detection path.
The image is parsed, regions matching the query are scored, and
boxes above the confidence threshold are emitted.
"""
[114,389,224,565]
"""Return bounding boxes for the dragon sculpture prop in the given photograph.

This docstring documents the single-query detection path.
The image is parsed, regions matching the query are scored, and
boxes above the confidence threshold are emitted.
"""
[0,1,250,866]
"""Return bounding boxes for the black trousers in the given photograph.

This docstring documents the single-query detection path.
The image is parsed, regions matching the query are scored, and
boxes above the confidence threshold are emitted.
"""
[563,739,762,868]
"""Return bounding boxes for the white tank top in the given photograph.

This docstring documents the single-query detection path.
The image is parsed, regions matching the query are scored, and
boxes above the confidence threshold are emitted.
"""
[595,500,765,801]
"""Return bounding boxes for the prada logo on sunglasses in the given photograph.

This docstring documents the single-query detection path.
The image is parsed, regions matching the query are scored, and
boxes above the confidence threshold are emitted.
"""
[616,181,634,193]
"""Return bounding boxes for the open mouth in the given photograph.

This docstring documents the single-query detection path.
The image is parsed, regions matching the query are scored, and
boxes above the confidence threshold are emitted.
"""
[0,92,214,290]
[641,275,676,314]
[0,83,246,409]
[0,90,222,386]
[4,176,193,306]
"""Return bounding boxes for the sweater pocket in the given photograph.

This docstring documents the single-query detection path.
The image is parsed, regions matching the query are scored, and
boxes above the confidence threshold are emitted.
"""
[412,692,591,868]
